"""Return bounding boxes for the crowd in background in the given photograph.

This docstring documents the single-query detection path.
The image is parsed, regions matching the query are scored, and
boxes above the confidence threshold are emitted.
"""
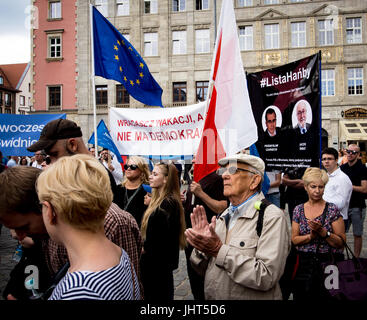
[0,120,366,301]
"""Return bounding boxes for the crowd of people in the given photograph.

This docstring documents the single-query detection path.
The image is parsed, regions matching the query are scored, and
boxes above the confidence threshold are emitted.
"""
[0,118,366,301]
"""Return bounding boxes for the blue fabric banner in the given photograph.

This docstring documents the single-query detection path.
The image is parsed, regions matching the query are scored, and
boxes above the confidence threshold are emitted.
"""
[92,6,163,107]
[88,119,124,164]
[0,113,66,156]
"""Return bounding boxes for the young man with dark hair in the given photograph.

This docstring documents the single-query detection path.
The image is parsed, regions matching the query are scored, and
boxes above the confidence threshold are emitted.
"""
[321,147,353,230]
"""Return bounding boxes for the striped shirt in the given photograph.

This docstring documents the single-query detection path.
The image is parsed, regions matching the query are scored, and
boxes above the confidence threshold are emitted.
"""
[49,249,140,300]
[42,203,143,291]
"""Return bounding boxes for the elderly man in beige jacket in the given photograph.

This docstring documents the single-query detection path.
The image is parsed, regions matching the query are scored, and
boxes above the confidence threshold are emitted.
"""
[185,153,291,300]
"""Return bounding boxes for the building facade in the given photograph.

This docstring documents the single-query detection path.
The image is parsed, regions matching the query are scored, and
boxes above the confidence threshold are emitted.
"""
[31,0,367,152]
[31,0,78,122]
[0,63,32,115]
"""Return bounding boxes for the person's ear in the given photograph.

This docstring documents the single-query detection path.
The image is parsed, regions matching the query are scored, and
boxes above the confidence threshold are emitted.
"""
[66,138,78,153]
[43,201,57,225]
[249,174,262,191]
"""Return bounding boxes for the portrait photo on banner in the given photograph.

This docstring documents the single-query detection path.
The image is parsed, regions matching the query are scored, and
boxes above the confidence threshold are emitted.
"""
[247,53,321,175]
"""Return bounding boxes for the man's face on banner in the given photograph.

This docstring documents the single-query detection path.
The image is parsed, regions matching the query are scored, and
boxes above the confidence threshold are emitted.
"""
[265,112,276,135]
[296,103,307,128]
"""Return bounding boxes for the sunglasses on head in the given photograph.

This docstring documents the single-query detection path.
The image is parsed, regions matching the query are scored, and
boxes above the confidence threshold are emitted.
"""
[124,164,138,170]
[346,150,358,155]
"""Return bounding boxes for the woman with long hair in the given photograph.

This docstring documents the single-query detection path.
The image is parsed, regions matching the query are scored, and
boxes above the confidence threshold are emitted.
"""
[291,167,345,300]
[115,156,150,227]
[140,162,186,300]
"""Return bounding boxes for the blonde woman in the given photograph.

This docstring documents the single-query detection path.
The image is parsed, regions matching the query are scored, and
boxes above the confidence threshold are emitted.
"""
[291,167,345,301]
[36,154,140,300]
[115,156,150,227]
[140,163,186,300]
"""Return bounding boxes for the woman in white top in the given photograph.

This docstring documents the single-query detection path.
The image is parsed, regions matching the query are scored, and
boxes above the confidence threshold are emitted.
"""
[36,154,140,300]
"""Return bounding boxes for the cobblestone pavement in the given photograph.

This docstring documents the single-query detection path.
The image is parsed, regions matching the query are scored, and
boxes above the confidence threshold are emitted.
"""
[1,207,366,300]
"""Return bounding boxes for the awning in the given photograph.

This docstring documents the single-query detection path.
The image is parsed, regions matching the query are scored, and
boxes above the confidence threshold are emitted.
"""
[339,120,367,141]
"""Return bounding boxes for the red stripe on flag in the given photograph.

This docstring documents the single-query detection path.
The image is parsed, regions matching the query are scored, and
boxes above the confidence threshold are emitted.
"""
[193,32,226,182]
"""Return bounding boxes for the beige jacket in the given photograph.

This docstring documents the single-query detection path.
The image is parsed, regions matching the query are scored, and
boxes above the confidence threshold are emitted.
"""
[190,192,291,300]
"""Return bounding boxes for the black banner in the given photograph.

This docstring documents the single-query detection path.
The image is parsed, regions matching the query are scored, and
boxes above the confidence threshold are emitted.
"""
[247,53,321,178]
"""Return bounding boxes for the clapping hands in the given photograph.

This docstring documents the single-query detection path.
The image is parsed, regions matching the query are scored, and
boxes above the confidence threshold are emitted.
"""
[185,205,222,257]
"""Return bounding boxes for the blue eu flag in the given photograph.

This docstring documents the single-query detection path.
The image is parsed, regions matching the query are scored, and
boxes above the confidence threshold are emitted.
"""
[92,7,163,107]
[88,120,124,164]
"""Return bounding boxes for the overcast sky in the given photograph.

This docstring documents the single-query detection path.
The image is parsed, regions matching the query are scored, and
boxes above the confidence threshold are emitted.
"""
[0,0,31,64]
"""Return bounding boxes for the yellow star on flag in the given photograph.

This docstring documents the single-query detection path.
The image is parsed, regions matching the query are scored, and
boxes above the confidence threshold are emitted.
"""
[128,47,133,51]
[114,55,119,61]
[136,79,140,85]
[130,80,134,86]
[139,72,144,78]
[117,40,121,46]
[124,76,127,81]
[114,45,118,51]
[119,66,123,72]
[139,63,144,69]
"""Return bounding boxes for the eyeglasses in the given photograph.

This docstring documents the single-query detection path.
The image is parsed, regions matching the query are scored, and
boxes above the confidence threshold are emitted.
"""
[124,164,138,170]
[346,150,358,155]
[321,157,335,161]
[216,166,257,176]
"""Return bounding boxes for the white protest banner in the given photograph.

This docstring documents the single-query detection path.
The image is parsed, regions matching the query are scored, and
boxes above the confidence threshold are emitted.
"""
[109,102,206,156]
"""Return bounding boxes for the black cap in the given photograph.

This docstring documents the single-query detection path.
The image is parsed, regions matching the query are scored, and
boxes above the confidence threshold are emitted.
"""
[27,119,82,152]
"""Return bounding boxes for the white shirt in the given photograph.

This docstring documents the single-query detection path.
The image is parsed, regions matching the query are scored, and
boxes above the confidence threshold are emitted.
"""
[266,170,280,194]
[323,167,353,220]
[102,154,124,185]
[32,161,43,169]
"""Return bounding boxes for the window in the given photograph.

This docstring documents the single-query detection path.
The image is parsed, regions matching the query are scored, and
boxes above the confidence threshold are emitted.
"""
[95,0,108,17]
[290,0,305,2]
[5,93,11,107]
[195,29,210,53]
[116,85,129,104]
[196,81,209,102]
[172,30,187,55]
[173,82,187,102]
[318,19,334,46]
[20,95,25,106]
[116,0,129,16]
[264,24,279,49]
[239,26,253,51]
[144,32,158,56]
[144,0,158,14]
[48,35,62,58]
[48,86,61,108]
[264,0,278,4]
[348,68,363,95]
[321,69,335,96]
[291,22,306,47]
[0,76,3,85]
[96,85,108,105]
[346,18,362,44]
[196,0,209,10]
[49,1,61,19]
[173,0,185,12]
[237,0,252,7]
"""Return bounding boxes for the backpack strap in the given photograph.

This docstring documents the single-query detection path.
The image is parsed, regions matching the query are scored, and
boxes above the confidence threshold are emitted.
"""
[256,198,272,237]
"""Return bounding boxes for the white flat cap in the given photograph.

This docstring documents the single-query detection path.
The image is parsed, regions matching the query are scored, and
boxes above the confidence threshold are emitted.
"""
[218,153,265,176]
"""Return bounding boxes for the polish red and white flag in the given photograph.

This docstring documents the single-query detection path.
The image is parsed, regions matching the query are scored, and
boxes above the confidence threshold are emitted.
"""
[193,0,258,182]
